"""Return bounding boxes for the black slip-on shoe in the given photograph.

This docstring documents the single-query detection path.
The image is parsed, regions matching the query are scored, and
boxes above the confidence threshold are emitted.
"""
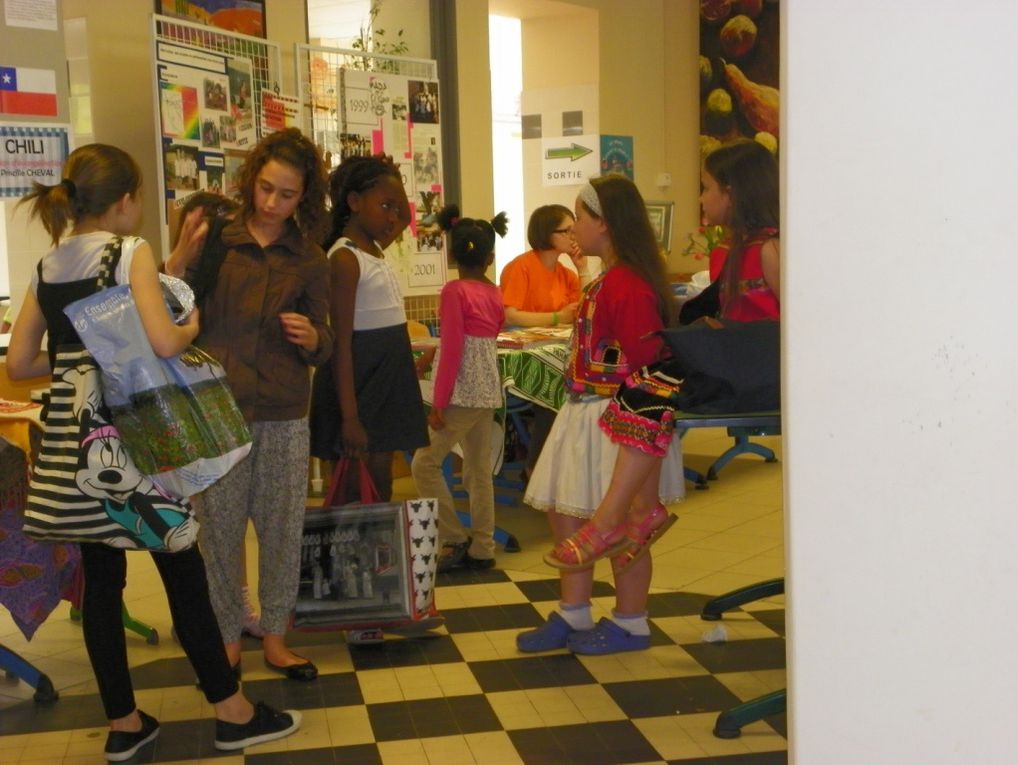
[214,701,301,751]
[104,710,160,762]
[264,655,318,681]
[463,552,495,570]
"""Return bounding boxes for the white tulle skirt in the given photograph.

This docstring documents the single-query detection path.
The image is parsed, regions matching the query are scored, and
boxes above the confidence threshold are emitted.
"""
[523,395,685,519]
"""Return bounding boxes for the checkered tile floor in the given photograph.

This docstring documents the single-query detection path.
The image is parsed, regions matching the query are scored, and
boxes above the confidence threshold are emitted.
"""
[1,430,786,763]
[0,565,786,764]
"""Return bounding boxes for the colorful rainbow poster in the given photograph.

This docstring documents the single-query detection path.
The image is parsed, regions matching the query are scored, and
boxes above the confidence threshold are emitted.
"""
[160,82,199,140]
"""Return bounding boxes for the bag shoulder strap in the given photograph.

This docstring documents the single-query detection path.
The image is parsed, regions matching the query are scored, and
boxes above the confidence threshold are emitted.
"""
[96,236,124,292]
[191,216,230,306]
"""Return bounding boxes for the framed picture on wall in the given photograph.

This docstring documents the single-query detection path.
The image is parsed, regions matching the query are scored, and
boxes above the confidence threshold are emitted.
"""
[157,1,266,38]
[645,200,674,253]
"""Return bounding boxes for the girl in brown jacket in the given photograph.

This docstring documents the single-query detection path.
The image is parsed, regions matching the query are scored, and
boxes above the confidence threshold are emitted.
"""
[167,129,332,681]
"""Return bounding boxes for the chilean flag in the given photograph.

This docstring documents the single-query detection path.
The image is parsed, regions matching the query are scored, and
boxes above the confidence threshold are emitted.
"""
[0,66,58,117]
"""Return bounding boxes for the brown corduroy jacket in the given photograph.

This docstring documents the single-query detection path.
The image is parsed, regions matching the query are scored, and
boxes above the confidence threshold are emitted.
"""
[189,218,333,422]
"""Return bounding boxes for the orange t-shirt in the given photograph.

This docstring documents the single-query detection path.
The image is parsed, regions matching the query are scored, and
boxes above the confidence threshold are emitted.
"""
[499,250,580,313]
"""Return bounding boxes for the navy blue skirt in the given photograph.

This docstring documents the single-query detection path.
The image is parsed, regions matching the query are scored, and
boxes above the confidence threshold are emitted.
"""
[310,323,429,457]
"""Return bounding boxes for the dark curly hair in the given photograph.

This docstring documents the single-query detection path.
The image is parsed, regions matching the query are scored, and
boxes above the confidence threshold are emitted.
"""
[436,204,508,268]
[325,154,403,250]
[237,128,328,243]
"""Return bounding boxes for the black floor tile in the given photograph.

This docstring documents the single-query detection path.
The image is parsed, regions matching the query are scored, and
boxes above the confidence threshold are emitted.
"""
[0,692,106,734]
[130,656,196,691]
[149,718,229,762]
[246,744,384,764]
[605,675,744,717]
[347,633,463,670]
[682,637,786,674]
[241,671,363,711]
[246,747,342,765]
[469,654,596,693]
[647,590,716,617]
[515,577,615,603]
[367,702,416,741]
[441,602,545,633]
[511,720,659,765]
[437,567,511,585]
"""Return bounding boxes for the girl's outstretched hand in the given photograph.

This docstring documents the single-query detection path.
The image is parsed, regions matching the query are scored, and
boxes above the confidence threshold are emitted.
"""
[428,408,445,431]
[166,207,209,278]
[279,312,318,352]
[341,418,369,456]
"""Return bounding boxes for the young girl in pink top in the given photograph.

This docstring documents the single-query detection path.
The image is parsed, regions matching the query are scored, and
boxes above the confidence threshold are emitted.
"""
[411,205,508,571]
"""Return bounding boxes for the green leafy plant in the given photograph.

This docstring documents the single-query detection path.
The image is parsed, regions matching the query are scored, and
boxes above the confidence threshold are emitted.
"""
[350,0,408,72]
[682,224,726,260]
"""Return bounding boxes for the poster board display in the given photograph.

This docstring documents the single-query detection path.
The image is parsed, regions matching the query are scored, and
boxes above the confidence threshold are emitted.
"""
[152,14,281,256]
[338,68,446,294]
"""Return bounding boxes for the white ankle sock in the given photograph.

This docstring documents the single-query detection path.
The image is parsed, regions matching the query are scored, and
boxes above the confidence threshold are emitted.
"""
[611,610,650,636]
[558,602,594,630]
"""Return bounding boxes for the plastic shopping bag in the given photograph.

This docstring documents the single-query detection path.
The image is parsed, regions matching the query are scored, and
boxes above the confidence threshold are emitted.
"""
[64,284,251,499]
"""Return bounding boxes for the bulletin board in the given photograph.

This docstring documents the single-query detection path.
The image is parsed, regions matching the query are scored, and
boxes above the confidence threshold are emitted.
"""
[295,44,444,298]
[150,13,282,257]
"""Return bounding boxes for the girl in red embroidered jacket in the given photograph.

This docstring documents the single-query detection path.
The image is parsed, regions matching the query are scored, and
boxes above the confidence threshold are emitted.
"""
[516,176,685,656]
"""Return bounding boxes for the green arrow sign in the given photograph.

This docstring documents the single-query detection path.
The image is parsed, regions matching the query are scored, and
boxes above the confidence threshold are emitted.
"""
[545,143,593,161]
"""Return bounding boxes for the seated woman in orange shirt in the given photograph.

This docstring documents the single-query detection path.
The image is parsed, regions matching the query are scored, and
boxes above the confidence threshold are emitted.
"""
[500,205,582,328]
[500,205,584,477]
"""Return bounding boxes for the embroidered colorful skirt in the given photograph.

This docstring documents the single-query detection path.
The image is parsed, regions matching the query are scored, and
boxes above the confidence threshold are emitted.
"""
[599,361,684,458]
[524,394,684,519]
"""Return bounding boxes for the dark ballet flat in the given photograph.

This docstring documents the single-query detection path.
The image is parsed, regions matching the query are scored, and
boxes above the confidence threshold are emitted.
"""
[264,656,318,682]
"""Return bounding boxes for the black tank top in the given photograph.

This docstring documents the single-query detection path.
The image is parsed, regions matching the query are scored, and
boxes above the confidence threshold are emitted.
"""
[35,242,122,370]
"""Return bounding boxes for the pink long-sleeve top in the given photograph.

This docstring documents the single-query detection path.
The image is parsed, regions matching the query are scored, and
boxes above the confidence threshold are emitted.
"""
[432,279,506,410]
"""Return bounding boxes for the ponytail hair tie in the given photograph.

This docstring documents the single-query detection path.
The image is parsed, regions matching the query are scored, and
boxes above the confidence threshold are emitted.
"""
[61,178,76,197]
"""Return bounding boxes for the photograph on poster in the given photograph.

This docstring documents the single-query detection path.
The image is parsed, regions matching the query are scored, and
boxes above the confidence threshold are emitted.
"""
[223,149,246,197]
[293,503,410,628]
[219,114,236,145]
[408,80,439,124]
[417,190,441,221]
[340,132,372,159]
[392,98,407,122]
[227,58,252,120]
[203,76,229,111]
[165,143,200,191]
[203,165,224,194]
[413,145,440,188]
[414,188,443,253]
[201,118,222,149]
[160,82,200,140]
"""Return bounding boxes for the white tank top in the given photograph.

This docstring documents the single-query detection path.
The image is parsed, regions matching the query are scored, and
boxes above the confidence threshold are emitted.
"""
[331,238,406,330]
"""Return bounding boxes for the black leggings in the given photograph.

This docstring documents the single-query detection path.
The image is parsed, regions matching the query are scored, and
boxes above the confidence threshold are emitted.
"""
[80,543,239,720]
